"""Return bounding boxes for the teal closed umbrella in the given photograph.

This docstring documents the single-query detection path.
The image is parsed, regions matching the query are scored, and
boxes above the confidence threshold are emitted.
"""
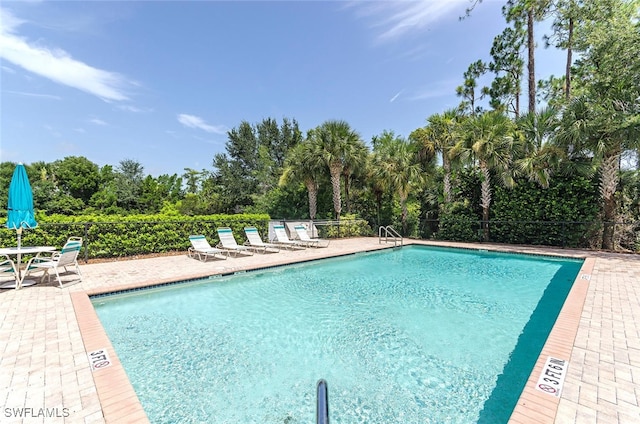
[6,163,38,281]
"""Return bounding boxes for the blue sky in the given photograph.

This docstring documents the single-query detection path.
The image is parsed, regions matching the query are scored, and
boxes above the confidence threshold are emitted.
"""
[1,1,565,177]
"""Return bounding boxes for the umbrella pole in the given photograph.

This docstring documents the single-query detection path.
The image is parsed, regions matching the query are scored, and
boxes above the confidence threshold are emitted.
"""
[16,228,22,287]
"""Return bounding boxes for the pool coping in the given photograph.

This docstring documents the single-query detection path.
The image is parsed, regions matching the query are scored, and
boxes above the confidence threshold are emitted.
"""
[70,240,592,423]
[508,257,594,423]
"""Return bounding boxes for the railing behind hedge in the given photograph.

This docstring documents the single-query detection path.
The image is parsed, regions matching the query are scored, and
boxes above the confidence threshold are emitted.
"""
[422,219,640,251]
[290,219,373,239]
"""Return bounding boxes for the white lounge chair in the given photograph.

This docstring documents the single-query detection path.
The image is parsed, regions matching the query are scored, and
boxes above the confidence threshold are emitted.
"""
[243,227,280,253]
[216,228,254,256]
[294,225,330,248]
[271,224,306,249]
[23,242,83,288]
[188,235,227,261]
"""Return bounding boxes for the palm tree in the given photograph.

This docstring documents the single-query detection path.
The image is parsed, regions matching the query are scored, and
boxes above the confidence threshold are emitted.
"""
[373,135,423,235]
[555,95,640,249]
[453,111,516,241]
[341,139,369,215]
[515,107,565,188]
[365,152,389,227]
[279,140,324,220]
[310,120,367,220]
[411,109,462,203]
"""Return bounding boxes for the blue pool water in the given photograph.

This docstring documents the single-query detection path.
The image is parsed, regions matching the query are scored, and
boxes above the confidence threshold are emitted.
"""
[93,246,583,423]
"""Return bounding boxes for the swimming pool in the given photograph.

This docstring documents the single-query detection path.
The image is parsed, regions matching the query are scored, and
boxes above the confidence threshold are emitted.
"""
[93,246,583,423]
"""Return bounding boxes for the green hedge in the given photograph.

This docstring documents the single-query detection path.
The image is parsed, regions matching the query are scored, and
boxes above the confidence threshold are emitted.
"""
[0,213,270,259]
[490,176,601,247]
[319,217,373,238]
[434,201,482,242]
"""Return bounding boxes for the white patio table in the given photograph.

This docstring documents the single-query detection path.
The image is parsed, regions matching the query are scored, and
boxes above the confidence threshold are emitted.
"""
[0,246,56,289]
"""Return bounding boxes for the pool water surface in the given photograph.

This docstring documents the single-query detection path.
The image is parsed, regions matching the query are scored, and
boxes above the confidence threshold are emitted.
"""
[93,246,583,423]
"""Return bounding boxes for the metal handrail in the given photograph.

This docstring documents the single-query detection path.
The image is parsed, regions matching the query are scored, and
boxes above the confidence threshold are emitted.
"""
[378,225,403,246]
[317,379,329,424]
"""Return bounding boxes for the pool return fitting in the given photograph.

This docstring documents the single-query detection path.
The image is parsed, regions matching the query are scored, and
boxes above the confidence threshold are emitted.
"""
[317,379,329,424]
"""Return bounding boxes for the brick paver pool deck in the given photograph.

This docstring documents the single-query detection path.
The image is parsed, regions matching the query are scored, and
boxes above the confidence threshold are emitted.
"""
[1,238,638,423]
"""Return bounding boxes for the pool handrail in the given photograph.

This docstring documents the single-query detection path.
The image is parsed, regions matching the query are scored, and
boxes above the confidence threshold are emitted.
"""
[317,379,329,424]
[378,225,403,246]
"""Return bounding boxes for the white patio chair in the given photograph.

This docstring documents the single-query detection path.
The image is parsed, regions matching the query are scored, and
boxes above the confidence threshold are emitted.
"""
[0,254,19,287]
[23,243,83,288]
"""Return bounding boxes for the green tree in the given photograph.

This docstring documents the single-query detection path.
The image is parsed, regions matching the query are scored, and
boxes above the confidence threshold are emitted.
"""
[372,133,423,235]
[410,109,463,203]
[138,174,182,213]
[487,23,526,117]
[213,118,303,212]
[0,162,18,213]
[456,60,488,115]
[554,0,640,249]
[310,120,368,220]
[545,0,584,100]
[182,168,202,194]
[515,107,566,188]
[453,111,517,241]
[88,165,119,213]
[503,0,553,113]
[49,156,100,204]
[115,159,145,212]
[279,139,325,220]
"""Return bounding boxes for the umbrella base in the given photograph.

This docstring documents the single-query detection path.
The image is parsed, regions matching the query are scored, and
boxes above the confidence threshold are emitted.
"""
[0,279,38,289]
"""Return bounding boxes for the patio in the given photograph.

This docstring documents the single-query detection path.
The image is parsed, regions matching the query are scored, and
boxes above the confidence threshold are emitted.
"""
[0,238,638,423]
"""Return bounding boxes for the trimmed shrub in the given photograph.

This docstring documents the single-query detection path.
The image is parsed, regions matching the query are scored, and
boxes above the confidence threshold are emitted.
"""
[0,213,270,259]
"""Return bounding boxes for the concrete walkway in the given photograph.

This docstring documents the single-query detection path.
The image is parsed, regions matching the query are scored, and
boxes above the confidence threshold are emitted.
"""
[0,238,638,423]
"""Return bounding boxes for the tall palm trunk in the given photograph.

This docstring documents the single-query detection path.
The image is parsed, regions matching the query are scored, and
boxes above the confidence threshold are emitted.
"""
[565,16,573,100]
[443,158,452,203]
[514,72,521,119]
[600,152,620,250]
[305,179,318,220]
[343,173,351,214]
[329,161,342,220]
[527,7,536,114]
[374,189,383,227]
[479,163,492,242]
[400,194,409,236]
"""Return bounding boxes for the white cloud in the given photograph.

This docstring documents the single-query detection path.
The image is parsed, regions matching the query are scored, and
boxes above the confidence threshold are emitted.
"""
[0,8,132,102]
[389,90,403,103]
[177,114,227,134]
[4,90,61,100]
[90,118,107,126]
[118,104,149,113]
[347,0,467,42]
